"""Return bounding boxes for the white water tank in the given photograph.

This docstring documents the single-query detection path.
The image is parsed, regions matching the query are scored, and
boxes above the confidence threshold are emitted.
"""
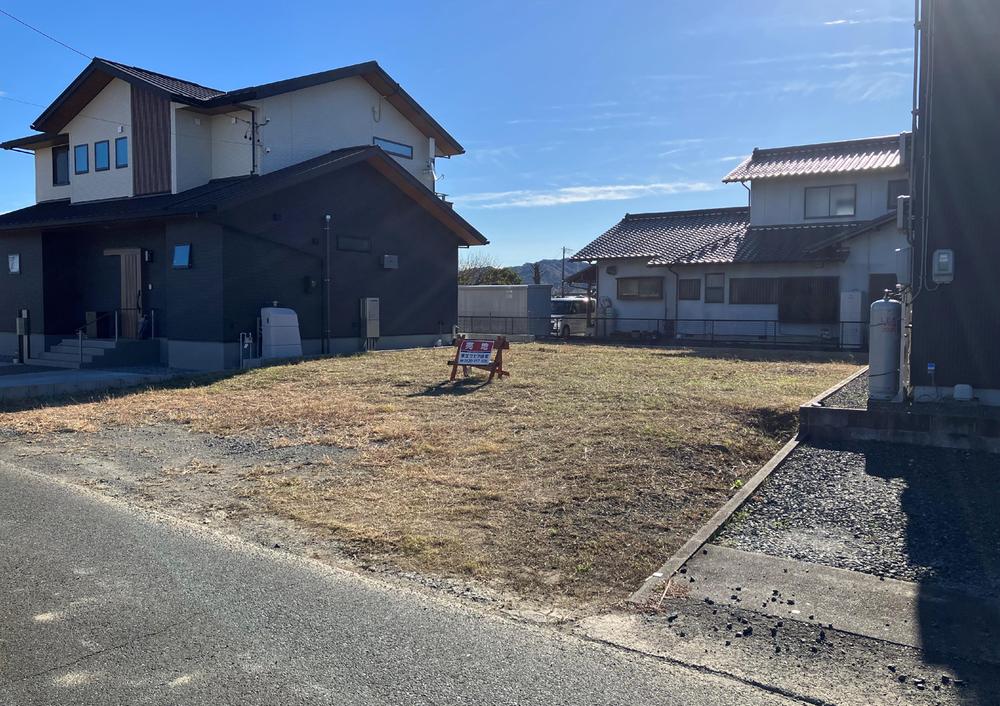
[869,298,902,400]
[261,307,302,359]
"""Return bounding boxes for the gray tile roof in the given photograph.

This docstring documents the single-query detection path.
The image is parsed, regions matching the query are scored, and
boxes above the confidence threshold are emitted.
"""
[723,133,909,183]
[572,207,750,261]
[575,207,896,267]
[99,59,226,101]
[657,223,852,265]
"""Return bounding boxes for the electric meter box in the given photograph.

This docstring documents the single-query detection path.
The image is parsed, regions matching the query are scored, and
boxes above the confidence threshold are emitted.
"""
[932,249,955,284]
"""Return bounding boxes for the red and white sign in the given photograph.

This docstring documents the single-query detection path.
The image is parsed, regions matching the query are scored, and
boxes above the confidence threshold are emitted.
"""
[457,339,494,366]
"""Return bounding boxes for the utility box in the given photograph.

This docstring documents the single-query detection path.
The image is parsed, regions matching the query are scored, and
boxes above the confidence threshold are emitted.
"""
[839,290,865,349]
[260,307,302,359]
[361,297,380,338]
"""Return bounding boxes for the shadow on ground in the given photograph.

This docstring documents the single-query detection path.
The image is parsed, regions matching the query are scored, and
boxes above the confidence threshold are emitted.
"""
[407,378,492,398]
[864,445,1000,701]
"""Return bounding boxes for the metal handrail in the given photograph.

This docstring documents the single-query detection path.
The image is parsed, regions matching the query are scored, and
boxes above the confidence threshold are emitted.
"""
[74,308,157,364]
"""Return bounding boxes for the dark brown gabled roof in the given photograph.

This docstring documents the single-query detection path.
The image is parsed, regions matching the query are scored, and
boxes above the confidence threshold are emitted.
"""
[99,59,226,101]
[0,146,487,245]
[723,133,909,183]
[26,58,464,156]
[572,207,750,262]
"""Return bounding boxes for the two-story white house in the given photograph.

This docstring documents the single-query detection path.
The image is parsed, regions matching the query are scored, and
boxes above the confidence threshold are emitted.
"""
[0,58,486,369]
[574,134,910,347]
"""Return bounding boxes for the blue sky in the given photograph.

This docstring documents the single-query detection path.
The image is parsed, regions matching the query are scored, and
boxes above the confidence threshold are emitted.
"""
[0,0,914,266]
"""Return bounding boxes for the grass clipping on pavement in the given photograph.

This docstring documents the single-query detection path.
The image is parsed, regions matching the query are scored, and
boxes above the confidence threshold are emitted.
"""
[1,344,860,606]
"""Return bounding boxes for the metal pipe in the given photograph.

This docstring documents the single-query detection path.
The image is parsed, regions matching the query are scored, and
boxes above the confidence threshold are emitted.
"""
[322,214,332,354]
[114,311,119,342]
[78,329,83,364]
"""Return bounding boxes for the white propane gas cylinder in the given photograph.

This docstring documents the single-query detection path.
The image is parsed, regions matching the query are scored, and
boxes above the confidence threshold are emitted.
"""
[869,297,902,401]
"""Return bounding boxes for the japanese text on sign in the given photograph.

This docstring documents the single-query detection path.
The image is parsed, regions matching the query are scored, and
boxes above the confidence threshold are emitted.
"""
[456,339,494,366]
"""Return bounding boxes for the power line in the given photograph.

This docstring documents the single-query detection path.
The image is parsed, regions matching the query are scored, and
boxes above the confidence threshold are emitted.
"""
[0,8,91,60]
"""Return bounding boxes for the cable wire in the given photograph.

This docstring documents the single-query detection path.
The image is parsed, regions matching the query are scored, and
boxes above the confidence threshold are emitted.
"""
[0,8,91,60]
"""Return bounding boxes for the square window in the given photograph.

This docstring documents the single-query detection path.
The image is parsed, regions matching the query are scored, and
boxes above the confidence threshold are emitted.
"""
[8,254,20,274]
[805,185,856,218]
[705,273,725,303]
[52,145,70,186]
[805,187,829,218]
[115,137,128,168]
[94,140,110,171]
[678,278,701,300]
[830,185,856,216]
[172,244,192,269]
[74,144,89,174]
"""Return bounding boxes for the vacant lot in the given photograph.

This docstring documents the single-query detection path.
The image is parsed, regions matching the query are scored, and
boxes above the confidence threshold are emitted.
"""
[0,344,860,607]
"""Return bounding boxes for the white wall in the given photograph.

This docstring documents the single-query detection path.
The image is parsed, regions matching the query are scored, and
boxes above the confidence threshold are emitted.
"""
[750,169,906,226]
[34,146,70,203]
[670,222,905,337]
[166,77,439,193]
[210,109,254,180]
[63,78,133,203]
[173,107,213,192]
[595,258,673,331]
[253,77,434,190]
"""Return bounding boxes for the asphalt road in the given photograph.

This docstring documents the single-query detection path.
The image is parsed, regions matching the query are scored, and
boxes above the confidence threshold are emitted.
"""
[0,466,797,706]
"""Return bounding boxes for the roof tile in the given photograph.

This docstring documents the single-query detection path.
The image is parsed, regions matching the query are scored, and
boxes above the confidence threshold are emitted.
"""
[99,59,226,101]
[573,207,750,261]
[723,134,908,182]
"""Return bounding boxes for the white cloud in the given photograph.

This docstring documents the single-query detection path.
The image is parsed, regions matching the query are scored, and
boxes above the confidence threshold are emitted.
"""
[823,16,910,26]
[453,181,716,209]
[738,47,912,67]
[711,155,747,163]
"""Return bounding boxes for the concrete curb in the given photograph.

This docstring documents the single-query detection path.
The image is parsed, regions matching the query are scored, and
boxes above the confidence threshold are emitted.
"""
[628,435,801,606]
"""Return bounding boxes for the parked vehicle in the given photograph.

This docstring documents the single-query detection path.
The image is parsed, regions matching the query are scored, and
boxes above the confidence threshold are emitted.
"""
[551,296,595,337]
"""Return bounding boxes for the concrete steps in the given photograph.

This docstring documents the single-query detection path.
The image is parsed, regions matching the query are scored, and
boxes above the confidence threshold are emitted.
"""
[28,338,160,370]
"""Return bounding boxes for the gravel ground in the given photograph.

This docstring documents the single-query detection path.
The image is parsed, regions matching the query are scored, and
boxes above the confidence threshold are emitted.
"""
[820,371,868,408]
[716,441,1000,593]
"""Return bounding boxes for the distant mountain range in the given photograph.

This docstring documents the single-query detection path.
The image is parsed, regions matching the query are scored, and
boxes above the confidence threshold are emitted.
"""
[511,258,589,288]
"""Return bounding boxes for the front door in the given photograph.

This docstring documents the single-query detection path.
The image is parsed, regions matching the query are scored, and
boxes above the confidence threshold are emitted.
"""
[104,248,142,338]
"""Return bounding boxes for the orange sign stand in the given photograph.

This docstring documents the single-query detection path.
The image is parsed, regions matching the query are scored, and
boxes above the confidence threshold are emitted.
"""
[448,335,510,381]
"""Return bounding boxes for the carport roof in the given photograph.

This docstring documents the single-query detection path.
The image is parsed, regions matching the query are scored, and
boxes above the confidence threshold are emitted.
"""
[0,146,487,245]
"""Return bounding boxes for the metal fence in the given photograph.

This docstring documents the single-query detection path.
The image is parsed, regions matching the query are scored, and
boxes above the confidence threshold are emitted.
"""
[457,315,870,350]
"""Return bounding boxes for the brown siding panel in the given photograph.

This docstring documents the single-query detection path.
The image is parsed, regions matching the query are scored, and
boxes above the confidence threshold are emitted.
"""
[131,86,171,195]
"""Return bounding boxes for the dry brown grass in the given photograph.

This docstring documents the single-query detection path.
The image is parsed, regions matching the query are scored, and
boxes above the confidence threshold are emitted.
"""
[0,343,860,606]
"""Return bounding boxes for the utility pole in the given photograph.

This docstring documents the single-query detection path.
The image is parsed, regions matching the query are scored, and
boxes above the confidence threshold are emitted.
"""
[561,246,567,296]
